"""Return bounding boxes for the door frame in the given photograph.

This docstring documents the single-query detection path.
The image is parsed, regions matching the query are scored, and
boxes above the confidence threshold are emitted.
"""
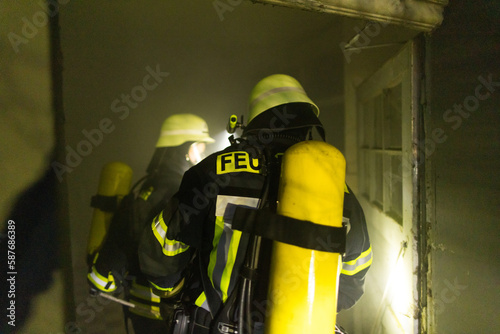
[353,39,426,333]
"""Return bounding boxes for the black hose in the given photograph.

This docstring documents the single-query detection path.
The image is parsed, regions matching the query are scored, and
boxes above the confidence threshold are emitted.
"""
[238,279,247,334]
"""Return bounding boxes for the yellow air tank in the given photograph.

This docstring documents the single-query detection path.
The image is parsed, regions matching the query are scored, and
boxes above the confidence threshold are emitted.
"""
[265,140,345,334]
[86,161,133,262]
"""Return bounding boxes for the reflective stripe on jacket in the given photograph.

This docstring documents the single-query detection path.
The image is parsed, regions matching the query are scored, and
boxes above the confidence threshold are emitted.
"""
[195,195,260,310]
[139,140,372,314]
[139,145,266,313]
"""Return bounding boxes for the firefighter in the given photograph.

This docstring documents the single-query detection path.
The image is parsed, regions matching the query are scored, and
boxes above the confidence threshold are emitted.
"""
[138,74,372,334]
[87,113,215,334]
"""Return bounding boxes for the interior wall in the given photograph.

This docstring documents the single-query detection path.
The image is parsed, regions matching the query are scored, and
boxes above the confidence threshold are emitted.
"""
[0,2,68,334]
[426,1,500,333]
[0,2,55,231]
[58,1,350,332]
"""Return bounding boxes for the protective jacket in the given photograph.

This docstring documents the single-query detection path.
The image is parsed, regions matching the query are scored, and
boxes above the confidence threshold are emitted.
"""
[88,156,191,332]
[138,136,372,329]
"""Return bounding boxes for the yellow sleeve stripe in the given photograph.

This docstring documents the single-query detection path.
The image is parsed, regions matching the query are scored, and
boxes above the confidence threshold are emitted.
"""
[129,300,162,320]
[130,281,161,303]
[341,246,373,276]
[87,266,117,292]
[151,211,190,256]
[149,281,175,292]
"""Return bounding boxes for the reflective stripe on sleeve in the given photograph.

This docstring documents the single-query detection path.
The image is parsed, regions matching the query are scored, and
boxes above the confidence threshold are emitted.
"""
[129,300,162,320]
[130,281,161,303]
[341,246,373,276]
[151,211,190,256]
[87,266,117,292]
[149,280,175,293]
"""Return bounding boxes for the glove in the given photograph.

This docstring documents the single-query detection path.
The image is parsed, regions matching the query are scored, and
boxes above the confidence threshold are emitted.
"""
[335,324,349,334]
[108,269,129,295]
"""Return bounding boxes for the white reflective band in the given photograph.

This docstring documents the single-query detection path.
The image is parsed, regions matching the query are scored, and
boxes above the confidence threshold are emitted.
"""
[161,129,208,136]
[341,246,373,275]
[154,219,167,240]
[131,283,161,303]
[88,269,116,291]
[250,86,306,108]
[129,301,162,320]
[150,280,175,293]
[215,195,260,224]
[163,241,189,254]
[152,216,189,256]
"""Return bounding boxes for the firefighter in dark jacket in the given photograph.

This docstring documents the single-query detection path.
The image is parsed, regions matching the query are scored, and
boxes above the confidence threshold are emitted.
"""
[138,75,372,334]
[87,113,214,333]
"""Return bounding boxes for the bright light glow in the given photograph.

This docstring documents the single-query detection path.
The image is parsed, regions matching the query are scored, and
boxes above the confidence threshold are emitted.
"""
[389,251,412,317]
[370,240,413,334]
[207,130,234,155]
[188,142,205,164]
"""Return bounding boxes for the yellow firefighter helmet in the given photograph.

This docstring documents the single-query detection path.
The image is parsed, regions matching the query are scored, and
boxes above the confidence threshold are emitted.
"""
[156,113,215,148]
[247,74,319,123]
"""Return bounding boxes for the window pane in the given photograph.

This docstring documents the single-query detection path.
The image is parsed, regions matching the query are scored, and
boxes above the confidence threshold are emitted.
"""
[374,93,384,148]
[361,100,374,147]
[374,153,384,206]
[360,150,370,197]
[389,155,403,220]
[384,84,402,150]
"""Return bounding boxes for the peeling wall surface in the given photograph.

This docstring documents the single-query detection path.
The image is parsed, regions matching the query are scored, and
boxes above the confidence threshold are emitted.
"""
[426,1,500,332]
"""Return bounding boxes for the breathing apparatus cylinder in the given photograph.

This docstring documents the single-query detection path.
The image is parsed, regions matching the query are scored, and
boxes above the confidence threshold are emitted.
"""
[265,141,346,334]
[87,161,133,263]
